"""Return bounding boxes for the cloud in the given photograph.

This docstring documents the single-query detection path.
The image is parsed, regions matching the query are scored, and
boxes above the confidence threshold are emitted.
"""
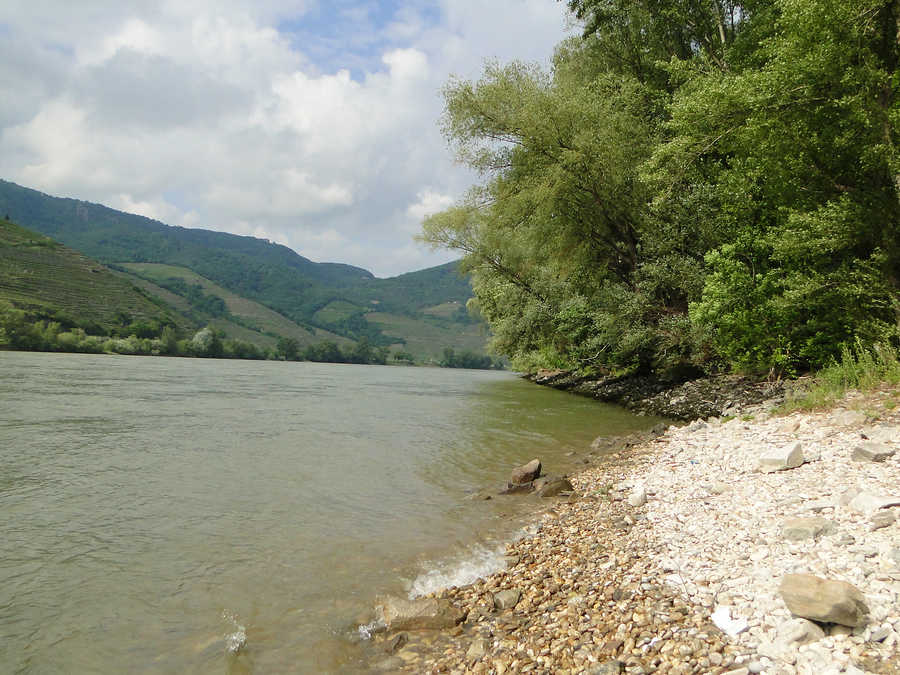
[0,0,573,276]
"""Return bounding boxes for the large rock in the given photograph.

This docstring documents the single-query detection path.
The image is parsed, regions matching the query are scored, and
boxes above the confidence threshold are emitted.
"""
[862,425,900,444]
[376,596,465,632]
[779,574,869,627]
[510,458,541,485]
[537,476,574,498]
[851,441,895,463]
[848,492,900,515]
[758,442,804,473]
[781,517,833,541]
[835,410,867,426]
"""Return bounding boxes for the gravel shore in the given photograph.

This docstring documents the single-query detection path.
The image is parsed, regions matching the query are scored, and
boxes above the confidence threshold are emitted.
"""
[365,388,900,674]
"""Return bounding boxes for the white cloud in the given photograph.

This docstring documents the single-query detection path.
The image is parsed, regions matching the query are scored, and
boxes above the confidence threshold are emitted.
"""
[0,0,574,276]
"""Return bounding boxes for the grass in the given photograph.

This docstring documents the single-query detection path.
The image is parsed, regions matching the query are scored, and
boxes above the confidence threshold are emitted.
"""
[312,300,361,325]
[777,341,900,413]
[366,310,489,361]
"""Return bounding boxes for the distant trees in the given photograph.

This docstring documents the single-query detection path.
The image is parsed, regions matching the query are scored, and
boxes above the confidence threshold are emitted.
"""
[2,300,497,368]
[439,347,501,370]
[276,336,301,361]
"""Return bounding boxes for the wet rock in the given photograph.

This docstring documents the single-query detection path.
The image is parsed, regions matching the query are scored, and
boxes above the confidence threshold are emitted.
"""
[851,441,895,462]
[376,596,465,632]
[537,476,574,498]
[466,637,490,661]
[758,441,804,473]
[510,458,541,485]
[374,655,405,671]
[781,517,833,541]
[493,589,521,610]
[779,574,869,627]
[499,482,534,495]
[385,632,408,654]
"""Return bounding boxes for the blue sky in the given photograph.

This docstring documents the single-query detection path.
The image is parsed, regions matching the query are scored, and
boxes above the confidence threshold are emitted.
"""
[0,0,574,276]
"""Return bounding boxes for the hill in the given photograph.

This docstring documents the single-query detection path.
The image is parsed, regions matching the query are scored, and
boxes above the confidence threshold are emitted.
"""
[0,180,485,359]
[0,217,192,337]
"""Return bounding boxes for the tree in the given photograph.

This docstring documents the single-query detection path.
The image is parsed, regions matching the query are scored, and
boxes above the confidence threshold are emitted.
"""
[422,0,899,376]
[276,336,300,361]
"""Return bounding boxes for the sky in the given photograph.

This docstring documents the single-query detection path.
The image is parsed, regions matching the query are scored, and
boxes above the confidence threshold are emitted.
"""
[0,1,575,277]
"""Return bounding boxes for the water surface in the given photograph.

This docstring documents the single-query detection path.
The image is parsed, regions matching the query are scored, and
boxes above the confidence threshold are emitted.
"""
[0,352,661,673]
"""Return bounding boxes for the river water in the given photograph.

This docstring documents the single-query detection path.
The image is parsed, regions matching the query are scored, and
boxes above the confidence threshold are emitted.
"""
[0,352,662,673]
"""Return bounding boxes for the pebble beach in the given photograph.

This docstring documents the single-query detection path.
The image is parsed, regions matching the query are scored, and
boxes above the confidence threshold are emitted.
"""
[365,388,900,674]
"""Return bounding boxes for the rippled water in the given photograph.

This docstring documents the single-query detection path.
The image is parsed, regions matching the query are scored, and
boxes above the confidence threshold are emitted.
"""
[0,352,662,673]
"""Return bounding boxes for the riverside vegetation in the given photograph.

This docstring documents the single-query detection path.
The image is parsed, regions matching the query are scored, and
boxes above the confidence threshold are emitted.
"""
[0,217,499,367]
[421,0,900,381]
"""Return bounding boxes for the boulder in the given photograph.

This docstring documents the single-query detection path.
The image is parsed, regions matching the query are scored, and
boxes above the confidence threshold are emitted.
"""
[779,574,869,627]
[862,425,900,444]
[537,476,574,498]
[851,441,895,463]
[781,517,834,541]
[510,458,541,485]
[835,410,867,426]
[848,492,900,515]
[758,442,804,473]
[376,596,465,632]
[493,589,521,610]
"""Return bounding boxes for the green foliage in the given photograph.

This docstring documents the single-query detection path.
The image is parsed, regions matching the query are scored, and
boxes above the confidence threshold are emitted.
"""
[438,346,503,370]
[778,341,900,412]
[276,336,301,361]
[422,0,900,376]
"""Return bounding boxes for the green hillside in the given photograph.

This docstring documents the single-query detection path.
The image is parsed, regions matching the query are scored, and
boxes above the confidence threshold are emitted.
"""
[0,179,489,359]
[0,218,191,336]
[117,262,351,349]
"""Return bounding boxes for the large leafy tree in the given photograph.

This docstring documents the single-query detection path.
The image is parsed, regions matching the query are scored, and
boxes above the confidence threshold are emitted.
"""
[663,0,900,372]
[424,0,899,376]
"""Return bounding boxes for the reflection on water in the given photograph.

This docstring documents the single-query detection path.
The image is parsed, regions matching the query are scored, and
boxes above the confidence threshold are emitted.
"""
[0,352,662,673]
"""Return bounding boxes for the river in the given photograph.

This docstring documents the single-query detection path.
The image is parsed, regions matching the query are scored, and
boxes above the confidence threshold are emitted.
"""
[0,352,662,673]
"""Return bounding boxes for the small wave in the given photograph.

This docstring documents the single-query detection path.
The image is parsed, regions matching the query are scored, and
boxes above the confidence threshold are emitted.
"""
[357,617,385,640]
[222,611,246,653]
[407,544,507,599]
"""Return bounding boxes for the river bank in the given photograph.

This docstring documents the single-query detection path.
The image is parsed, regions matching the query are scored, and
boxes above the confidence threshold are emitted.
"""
[363,387,900,674]
[526,370,793,421]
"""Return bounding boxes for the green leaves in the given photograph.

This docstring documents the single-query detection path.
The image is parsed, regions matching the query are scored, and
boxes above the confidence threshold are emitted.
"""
[424,0,900,376]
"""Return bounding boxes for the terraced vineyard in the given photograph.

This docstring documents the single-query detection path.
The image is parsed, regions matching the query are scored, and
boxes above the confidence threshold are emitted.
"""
[118,263,351,348]
[366,311,489,362]
[0,218,191,333]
